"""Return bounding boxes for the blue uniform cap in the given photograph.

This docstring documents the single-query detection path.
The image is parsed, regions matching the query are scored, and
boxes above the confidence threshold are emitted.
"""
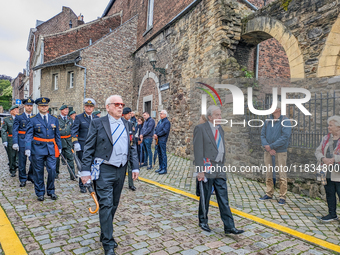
[35,97,50,105]
[22,98,35,105]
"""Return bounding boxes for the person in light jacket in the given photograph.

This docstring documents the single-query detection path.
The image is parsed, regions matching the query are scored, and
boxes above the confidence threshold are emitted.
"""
[315,115,340,222]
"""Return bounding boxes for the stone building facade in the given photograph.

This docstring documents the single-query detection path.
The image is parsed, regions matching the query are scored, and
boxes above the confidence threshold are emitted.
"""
[35,16,138,114]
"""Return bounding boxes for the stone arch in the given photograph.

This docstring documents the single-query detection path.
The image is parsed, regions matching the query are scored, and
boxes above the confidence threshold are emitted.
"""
[136,71,162,113]
[242,16,305,79]
[317,14,340,77]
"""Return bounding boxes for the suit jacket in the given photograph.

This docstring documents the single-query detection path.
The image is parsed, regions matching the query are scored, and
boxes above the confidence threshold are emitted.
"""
[1,116,15,144]
[71,112,99,150]
[57,115,73,149]
[81,115,139,172]
[155,117,171,142]
[13,113,35,147]
[25,114,62,156]
[193,121,226,169]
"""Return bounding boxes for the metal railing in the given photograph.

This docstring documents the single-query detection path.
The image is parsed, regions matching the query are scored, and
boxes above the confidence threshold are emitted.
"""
[246,92,340,149]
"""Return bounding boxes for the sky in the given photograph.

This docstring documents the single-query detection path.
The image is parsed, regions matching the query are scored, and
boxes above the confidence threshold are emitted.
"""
[0,0,110,79]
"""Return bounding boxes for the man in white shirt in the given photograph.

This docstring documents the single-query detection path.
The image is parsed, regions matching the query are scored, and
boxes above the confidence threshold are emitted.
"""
[81,95,139,255]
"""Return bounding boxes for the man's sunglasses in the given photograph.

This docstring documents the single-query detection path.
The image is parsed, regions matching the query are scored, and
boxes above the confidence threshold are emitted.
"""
[109,103,125,107]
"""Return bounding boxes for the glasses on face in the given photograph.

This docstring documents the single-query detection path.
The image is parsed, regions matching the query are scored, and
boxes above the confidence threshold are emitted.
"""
[109,103,125,107]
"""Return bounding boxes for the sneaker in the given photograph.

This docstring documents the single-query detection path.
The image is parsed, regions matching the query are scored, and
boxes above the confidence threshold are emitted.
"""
[259,195,272,201]
[278,199,285,205]
[320,214,338,222]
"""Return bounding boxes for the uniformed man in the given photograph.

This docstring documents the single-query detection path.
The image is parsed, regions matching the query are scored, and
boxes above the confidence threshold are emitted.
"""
[25,97,62,201]
[12,99,35,187]
[71,98,99,193]
[1,105,19,177]
[93,110,101,118]
[69,110,76,123]
[122,107,136,191]
[56,105,76,180]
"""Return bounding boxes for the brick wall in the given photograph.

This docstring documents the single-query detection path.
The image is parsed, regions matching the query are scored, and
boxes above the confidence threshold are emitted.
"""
[44,14,121,62]
[80,15,138,110]
[105,0,193,49]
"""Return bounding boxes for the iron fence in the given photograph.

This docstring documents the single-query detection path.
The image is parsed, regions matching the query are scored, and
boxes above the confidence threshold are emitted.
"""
[246,92,340,149]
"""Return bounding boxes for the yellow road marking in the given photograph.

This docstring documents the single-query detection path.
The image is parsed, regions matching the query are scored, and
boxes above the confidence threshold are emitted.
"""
[0,206,27,255]
[138,176,340,253]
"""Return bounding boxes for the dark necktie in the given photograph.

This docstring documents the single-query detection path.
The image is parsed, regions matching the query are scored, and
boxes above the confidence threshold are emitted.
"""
[43,115,47,125]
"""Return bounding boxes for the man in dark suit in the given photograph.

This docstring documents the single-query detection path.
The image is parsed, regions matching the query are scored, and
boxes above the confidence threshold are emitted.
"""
[193,105,244,235]
[140,111,155,170]
[81,95,139,255]
[25,97,62,201]
[71,98,99,193]
[154,110,171,175]
[12,98,35,187]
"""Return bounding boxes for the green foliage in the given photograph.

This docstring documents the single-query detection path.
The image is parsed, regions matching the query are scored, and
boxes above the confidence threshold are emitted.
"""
[280,0,293,11]
[241,66,254,79]
[0,79,12,110]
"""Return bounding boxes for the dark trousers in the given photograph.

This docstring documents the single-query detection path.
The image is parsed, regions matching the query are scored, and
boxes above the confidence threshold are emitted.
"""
[56,147,75,179]
[18,147,34,183]
[33,154,57,197]
[77,150,85,189]
[325,178,340,217]
[5,141,18,174]
[144,138,153,166]
[127,161,133,187]
[158,141,167,171]
[94,163,127,250]
[198,177,235,231]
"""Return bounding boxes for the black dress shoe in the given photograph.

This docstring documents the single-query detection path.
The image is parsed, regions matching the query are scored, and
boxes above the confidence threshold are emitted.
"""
[37,196,44,201]
[104,248,115,255]
[80,188,87,193]
[48,194,58,200]
[158,170,167,175]
[129,186,136,191]
[113,238,118,248]
[199,223,211,232]
[20,182,26,187]
[155,168,161,173]
[225,228,244,235]
[55,175,59,179]
[10,173,16,177]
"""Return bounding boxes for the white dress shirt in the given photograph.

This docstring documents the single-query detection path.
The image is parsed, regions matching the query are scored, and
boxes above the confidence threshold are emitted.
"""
[39,113,48,123]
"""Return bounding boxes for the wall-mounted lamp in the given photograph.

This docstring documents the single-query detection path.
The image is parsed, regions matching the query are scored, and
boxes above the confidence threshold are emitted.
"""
[146,43,167,88]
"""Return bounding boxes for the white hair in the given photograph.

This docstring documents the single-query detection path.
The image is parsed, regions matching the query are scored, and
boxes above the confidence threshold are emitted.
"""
[206,105,220,118]
[327,115,340,127]
[161,110,168,117]
[105,95,122,106]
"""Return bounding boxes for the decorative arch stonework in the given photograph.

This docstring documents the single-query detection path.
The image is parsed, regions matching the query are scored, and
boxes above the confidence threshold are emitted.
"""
[317,14,340,77]
[242,16,305,79]
[137,71,162,114]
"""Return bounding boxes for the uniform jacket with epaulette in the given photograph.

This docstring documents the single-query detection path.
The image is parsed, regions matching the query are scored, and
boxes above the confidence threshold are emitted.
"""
[57,115,73,149]
[71,112,99,150]
[1,116,15,144]
[25,114,62,156]
[13,113,35,148]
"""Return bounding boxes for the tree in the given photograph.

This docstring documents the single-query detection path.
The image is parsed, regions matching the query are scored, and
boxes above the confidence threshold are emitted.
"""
[0,79,12,110]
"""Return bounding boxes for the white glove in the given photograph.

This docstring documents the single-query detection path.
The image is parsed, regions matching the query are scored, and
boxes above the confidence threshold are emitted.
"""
[25,150,31,157]
[59,149,62,154]
[74,143,81,151]
[3,142,8,147]
[13,144,19,151]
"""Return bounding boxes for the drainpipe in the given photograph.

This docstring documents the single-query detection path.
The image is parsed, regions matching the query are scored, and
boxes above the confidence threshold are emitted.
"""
[74,62,87,99]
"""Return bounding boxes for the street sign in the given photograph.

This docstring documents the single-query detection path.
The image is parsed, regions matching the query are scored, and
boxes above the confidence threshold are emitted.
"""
[15,99,21,105]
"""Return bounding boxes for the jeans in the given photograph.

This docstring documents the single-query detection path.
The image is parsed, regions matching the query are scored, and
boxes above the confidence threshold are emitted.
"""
[325,178,340,217]
[143,138,153,166]
[158,140,167,170]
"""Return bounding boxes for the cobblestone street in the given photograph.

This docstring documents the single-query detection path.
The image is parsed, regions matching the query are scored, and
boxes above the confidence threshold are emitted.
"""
[0,144,337,254]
